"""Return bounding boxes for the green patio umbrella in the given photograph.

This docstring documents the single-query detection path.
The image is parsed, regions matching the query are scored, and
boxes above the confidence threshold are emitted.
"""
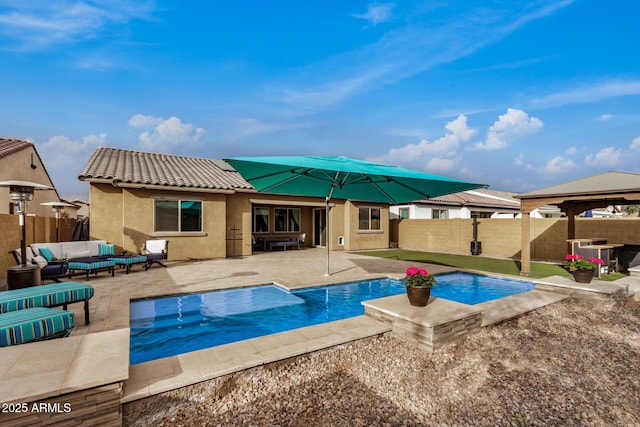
[225,156,485,275]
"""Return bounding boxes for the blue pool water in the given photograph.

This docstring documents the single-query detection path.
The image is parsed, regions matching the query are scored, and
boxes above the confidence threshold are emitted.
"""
[130,273,534,364]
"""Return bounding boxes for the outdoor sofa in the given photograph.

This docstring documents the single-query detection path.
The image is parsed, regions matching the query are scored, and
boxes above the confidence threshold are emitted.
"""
[13,240,144,281]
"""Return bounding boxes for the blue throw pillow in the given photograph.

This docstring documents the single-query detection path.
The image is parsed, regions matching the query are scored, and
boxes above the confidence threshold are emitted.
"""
[39,247,57,262]
[98,243,115,256]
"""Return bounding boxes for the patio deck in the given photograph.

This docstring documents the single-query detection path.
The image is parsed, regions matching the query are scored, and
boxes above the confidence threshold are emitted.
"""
[0,248,637,426]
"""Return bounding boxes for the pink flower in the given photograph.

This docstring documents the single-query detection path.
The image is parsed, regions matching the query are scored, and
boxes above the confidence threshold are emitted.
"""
[406,266,420,276]
[588,257,605,265]
[418,268,428,276]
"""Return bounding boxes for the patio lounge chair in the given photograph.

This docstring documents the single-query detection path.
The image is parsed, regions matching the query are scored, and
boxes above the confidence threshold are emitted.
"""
[0,307,75,347]
[0,281,95,325]
[143,240,168,270]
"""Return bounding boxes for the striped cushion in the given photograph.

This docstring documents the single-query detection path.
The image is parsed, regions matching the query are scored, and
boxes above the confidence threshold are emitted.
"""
[67,259,115,270]
[98,243,115,256]
[0,282,94,314]
[0,308,75,346]
[39,247,57,262]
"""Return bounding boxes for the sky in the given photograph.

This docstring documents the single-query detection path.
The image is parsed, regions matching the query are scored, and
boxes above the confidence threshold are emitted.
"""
[1,0,639,199]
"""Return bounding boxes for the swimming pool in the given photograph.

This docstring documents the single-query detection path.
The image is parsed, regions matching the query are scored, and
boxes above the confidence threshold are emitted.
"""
[130,273,534,364]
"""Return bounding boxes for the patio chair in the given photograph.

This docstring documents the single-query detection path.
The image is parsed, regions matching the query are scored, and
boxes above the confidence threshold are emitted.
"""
[142,240,168,270]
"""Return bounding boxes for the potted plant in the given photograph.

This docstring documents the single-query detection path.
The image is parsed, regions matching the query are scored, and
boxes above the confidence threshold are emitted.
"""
[404,266,437,306]
[564,254,604,283]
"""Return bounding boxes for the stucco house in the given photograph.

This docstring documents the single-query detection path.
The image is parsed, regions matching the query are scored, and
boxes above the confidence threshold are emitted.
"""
[78,147,391,260]
[391,189,522,220]
[0,137,65,217]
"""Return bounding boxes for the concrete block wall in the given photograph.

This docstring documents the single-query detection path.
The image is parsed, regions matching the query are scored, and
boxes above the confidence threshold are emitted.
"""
[396,217,640,262]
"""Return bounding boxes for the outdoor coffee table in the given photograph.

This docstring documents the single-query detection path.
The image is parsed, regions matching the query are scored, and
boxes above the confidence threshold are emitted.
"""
[67,257,116,280]
[108,255,148,274]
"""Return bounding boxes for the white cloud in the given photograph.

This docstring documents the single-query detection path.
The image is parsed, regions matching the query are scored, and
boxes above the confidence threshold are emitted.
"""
[598,114,614,121]
[543,156,577,174]
[531,80,640,108]
[379,115,475,163]
[584,147,622,166]
[425,157,457,173]
[35,133,107,194]
[273,2,574,112]
[514,154,525,165]
[129,114,205,151]
[352,3,394,26]
[565,146,577,155]
[630,136,640,151]
[38,133,106,154]
[0,2,155,51]
[475,108,543,150]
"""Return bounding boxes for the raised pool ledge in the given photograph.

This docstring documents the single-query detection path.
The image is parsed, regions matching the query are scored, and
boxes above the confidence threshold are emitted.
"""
[363,294,483,352]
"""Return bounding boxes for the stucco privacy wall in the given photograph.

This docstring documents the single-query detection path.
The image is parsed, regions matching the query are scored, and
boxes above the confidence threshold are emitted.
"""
[394,218,640,261]
[0,214,75,280]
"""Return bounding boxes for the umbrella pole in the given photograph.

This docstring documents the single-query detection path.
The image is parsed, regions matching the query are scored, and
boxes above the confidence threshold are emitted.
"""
[324,196,330,276]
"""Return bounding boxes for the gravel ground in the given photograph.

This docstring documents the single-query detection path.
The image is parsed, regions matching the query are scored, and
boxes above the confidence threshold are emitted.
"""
[124,299,640,426]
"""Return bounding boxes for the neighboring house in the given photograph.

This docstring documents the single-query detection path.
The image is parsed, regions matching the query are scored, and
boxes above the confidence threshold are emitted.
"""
[78,147,391,260]
[0,137,64,217]
[391,189,522,220]
[62,199,90,219]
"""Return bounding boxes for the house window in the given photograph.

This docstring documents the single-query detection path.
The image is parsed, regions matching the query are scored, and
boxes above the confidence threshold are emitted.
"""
[471,211,492,218]
[274,208,300,232]
[154,200,202,232]
[359,207,381,231]
[399,208,409,219]
[432,209,448,219]
[252,207,270,233]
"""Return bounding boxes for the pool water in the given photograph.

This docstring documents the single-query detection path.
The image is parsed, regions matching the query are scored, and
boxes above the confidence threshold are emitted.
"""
[130,273,534,364]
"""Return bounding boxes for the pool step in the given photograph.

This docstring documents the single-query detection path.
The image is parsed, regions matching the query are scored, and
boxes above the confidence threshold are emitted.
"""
[479,289,568,327]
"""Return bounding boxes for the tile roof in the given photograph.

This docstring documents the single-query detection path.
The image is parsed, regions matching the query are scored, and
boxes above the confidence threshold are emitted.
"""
[79,147,254,192]
[518,171,640,198]
[0,137,32,159]
[416,189,520,210]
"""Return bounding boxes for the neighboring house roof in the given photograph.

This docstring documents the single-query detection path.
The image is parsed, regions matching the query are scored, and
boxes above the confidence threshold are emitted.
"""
[0,137,32,159]
[0,137,62,201]
[413,189,520,210]
[79,147,255,193]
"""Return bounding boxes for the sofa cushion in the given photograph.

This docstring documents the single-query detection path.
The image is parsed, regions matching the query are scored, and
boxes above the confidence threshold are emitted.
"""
[98,243,115,256]
[38,247,57,262]
[31,243,64,261]
[32,255,48,269]
[85,240,107,257]
[65,250,91,260]
[60,241,89,257]
[14,247,36,264]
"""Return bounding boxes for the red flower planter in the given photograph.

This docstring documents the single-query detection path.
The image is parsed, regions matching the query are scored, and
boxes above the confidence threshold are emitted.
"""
[572,269,595,284]
[406,286,431,307]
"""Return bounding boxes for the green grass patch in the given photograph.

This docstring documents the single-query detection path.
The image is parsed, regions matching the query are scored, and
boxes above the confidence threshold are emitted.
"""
[353,249,572,279]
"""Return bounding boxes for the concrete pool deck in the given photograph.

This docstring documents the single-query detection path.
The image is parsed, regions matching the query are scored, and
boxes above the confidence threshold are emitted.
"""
[1,249,637,425]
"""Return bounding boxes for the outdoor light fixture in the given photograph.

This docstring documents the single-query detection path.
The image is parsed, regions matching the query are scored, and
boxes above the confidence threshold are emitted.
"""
[41,201,75,243]
[0,180,53,289]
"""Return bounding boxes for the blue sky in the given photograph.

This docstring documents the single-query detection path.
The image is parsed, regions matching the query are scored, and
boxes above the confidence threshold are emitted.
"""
[1,0,639,199]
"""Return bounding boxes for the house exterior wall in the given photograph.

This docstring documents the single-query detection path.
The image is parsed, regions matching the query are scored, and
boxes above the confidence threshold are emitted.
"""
[343,201,389,251]
[0,146,61,217]
[89,184,230,260]
[86,184,392,261]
